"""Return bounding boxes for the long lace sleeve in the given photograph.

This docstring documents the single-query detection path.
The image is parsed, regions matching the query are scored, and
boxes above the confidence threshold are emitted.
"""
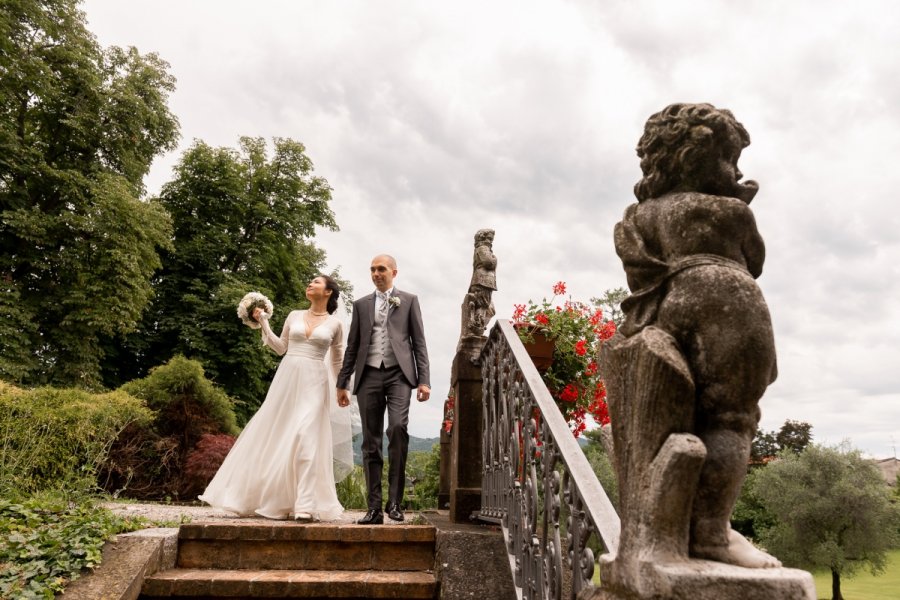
[259,311,293,356]
[329,319,345,381]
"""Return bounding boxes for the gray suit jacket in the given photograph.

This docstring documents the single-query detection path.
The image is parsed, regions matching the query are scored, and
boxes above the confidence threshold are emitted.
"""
[337,288,430,395]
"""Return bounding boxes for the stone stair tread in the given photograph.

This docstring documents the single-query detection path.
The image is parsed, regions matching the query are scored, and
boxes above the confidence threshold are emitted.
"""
[142,568,436,598]
[178,522,436,543]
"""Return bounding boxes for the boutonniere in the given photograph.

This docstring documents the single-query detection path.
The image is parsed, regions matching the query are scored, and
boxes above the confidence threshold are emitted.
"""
[388,296,402,308]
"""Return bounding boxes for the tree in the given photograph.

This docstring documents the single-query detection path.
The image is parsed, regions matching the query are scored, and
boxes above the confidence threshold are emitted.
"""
[590,287,629,328]
[405,443,440,510]
[102,138,340,421]
[0,0,179,386]
[750,443,899,600]
[730,466,776,541]
[582,428,618,510]
[750,420,813,463]
[775,420,813,454]
[750,429,779,463]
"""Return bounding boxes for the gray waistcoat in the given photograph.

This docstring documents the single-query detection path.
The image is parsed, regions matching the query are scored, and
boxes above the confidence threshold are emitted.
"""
[366,301,398,368]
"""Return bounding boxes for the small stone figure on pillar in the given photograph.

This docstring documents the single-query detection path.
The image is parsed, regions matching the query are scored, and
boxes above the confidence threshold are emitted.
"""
[596,104,814,599]
[457,229,497,362]
[447,229,497,522]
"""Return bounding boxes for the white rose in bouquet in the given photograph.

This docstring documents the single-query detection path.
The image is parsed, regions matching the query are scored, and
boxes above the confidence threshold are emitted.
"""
[237,292,273,329]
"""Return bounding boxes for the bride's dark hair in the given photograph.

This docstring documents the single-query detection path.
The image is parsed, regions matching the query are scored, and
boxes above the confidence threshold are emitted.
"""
[321,275,341,314]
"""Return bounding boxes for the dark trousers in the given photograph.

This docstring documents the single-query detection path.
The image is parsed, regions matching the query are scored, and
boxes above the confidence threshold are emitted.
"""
[357,364,412,510]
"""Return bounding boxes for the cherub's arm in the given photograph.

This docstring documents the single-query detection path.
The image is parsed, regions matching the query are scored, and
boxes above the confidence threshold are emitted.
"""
[741,209,765,278]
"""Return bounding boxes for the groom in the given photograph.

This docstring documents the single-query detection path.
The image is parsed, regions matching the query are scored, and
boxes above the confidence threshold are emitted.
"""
[337,254,430,524]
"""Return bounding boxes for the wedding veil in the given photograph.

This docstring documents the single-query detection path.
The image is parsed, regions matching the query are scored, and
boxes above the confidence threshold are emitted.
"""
[326,299,362,483]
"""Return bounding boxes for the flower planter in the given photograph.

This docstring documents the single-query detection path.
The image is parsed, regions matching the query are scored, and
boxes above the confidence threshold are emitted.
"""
[518,327,554,373]
[512,282,617,435]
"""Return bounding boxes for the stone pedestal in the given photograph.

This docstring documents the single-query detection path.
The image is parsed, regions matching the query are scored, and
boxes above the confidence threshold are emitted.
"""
[584,559,816,600]
[594,326,815,599]
[428,512,516,600]
[448,352,484,522]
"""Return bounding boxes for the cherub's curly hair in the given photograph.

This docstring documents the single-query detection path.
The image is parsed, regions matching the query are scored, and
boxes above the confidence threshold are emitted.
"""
[634,103,750,202]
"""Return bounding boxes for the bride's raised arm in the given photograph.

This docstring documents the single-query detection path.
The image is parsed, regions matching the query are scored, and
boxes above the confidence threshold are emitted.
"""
[259,311,295,355]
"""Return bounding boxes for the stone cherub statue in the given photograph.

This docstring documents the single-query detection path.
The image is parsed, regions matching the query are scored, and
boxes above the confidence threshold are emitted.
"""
[457,229,497,361]
[596,104,812,599]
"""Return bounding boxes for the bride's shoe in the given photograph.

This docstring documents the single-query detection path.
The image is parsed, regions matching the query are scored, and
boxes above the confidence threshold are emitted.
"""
[294,512,313,521]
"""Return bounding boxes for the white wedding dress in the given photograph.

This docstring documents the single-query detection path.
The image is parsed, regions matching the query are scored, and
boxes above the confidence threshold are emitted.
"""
[199,310,350,521]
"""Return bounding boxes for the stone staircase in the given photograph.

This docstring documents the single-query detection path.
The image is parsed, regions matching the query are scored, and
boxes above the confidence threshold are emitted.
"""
[139,521,438,599]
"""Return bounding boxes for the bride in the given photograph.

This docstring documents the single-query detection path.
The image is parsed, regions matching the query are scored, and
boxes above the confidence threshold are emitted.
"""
[199,275,354,521]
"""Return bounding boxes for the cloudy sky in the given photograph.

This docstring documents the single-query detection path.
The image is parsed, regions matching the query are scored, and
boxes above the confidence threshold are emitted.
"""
[82,0,899,457]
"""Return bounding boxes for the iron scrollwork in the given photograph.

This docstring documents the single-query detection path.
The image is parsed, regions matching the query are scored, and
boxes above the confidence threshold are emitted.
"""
[480,320,620,599]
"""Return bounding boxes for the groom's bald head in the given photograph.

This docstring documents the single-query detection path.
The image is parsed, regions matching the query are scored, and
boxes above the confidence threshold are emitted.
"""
[373,254,397,270]
[370,254,398,292]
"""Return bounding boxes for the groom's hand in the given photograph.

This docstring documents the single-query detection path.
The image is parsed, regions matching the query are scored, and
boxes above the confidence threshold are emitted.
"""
[416,385,430,402]
[337,388,351,407]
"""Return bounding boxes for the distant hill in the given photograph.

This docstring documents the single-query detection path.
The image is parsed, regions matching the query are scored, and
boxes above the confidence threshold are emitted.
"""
[351,435,440,465]
[348,433,586,465]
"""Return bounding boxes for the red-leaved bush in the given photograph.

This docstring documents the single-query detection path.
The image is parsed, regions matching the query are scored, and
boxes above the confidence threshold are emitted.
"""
[100,356,240,501]
[182,433,236,497]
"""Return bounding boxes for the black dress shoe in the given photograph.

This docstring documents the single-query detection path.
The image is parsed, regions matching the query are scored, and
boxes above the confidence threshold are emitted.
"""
[357,509,383,525]
[386,502,404,522]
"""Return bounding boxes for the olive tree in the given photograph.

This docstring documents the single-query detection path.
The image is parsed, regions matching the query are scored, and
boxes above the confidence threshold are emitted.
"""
[751,443,899,600]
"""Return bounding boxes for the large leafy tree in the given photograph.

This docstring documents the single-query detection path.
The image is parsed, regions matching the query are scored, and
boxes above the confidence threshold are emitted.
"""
[750,419,813,463]
[750,443,899,600]
[0,0,179,386]
[103,137,340,421]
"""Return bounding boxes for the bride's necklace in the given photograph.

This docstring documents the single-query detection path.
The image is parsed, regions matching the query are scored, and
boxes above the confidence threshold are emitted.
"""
[304,310,328,338]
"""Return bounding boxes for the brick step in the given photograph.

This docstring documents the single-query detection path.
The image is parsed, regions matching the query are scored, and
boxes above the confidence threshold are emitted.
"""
[140,568,437,599]
[176,523,435,571]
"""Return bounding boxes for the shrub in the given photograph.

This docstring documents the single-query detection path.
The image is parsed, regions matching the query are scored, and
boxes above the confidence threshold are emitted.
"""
[405,444,440,510]
[182,433,236,498]
[336,465,369,510]
[0,382,152,496]
[120,354,239,439]
[581,430,618,511]
[101,355,240,500]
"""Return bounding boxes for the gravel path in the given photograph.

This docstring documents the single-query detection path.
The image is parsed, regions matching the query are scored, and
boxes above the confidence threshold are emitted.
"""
[102,502,412,525]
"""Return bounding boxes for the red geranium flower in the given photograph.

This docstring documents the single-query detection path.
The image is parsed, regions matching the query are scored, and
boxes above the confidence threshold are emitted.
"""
[597,321,617,340]
[574,340,587,356]
[513,282,621,436]
[560,384,579,403]
[512,303,527,323]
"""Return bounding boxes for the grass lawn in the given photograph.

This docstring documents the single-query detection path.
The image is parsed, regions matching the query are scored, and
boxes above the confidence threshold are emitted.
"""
[811,549,900,600]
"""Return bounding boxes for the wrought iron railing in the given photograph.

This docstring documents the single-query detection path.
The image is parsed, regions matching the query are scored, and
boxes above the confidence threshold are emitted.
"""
[479,319,620,600]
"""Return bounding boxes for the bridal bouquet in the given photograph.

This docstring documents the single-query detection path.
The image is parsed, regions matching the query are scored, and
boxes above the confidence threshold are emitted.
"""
[237,292,273,329]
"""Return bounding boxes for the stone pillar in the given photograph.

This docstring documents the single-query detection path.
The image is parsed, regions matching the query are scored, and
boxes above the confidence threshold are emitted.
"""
[445,229,495,522]
[448,353,484,522]
[438,423,451,510]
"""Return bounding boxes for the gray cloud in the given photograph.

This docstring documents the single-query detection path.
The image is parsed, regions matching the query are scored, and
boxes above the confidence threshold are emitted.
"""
[83,0,900,456]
